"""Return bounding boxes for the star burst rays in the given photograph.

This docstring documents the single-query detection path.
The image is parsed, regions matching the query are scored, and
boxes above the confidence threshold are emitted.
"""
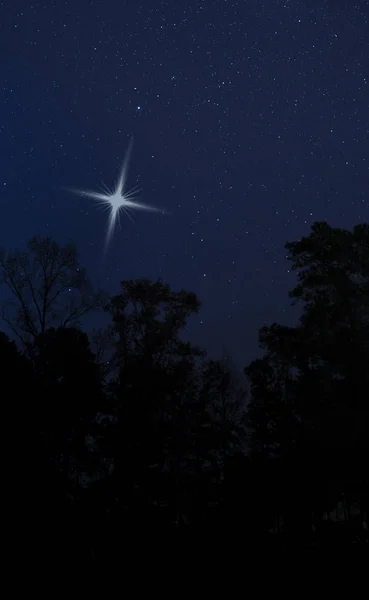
[66,139,163,251]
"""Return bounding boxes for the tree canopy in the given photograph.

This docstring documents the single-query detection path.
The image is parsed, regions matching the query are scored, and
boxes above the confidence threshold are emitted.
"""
[0,235,105,349]
[2,222,368,563]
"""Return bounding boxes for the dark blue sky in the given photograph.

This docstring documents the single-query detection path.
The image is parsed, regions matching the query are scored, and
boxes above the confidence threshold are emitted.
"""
[1,0,368,366]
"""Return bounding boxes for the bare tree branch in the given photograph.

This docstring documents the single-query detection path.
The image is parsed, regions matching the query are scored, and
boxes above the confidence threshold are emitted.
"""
[0,235,106,349]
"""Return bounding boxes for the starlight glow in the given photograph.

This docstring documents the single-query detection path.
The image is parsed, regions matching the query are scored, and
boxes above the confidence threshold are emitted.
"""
[66,139,162,250]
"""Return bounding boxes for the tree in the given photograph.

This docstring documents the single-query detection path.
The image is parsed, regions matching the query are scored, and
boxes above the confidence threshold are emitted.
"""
[0,331,36,556]
[0,235,106,350]
[103,278,206,533]
[285,221,369,535]
[0,330,33,456]
[199,356,249,478]
[245,221,369,542]
[33,326,103,448]
[26,326,106,560]
[286,221,369,407]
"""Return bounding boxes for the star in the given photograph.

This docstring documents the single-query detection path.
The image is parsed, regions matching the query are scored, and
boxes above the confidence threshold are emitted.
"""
[66,139,163,251]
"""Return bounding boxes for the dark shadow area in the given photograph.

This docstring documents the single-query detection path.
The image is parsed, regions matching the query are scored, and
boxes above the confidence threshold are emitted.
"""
[1,224,368,564]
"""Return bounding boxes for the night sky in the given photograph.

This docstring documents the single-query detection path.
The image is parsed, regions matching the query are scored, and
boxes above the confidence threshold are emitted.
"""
[2,0,369,366]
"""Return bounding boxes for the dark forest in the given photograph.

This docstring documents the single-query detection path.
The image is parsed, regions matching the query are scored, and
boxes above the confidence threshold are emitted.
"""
[1,220,368,564]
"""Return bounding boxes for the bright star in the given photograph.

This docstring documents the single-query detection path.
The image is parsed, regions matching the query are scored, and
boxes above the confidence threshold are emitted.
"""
[66,139,163,250]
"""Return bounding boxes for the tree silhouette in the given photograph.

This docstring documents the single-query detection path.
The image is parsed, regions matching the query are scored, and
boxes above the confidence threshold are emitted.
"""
[32,326,104,476]
[2,225,368,562]
[102,278,205,534]
[1,330,32,463]
[286,221,369,408]
[245,221,369,544]
[17,325,106,563]
[0,235,106,350]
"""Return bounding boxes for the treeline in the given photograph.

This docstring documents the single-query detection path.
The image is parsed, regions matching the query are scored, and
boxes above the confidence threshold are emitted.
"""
[1,221,368,562]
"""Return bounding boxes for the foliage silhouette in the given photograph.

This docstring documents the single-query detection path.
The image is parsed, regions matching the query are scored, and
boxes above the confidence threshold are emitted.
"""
[2,220,368,562]
[0,235,106,350]
[245,221,369,544]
